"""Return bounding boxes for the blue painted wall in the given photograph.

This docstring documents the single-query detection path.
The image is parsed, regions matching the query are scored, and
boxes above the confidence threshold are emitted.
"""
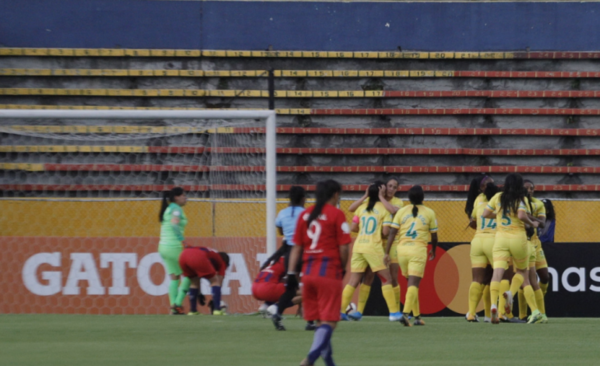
[1,0,599,51]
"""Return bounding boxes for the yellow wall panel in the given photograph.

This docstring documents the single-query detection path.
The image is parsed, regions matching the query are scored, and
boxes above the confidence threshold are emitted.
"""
[0,199,596,243]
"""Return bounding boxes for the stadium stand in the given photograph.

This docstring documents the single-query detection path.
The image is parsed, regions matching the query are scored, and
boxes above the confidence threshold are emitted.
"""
[2,48,600,196]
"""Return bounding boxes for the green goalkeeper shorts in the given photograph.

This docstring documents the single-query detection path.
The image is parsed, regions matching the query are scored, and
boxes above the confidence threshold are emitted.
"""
[158,245,183,276]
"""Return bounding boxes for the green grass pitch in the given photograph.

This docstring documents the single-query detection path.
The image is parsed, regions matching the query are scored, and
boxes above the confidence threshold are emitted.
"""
[1,314,598,366]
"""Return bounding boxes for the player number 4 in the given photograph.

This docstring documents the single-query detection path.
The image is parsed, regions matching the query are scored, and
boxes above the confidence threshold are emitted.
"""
[406,223,417,239]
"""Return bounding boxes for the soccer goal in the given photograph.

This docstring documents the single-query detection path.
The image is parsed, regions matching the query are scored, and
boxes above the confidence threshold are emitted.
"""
[0,109,277,314]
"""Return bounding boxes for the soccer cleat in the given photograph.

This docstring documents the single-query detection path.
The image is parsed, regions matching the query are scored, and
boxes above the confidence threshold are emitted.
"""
[413,316,426,326]
[170,305,184,315]
[399,313,412,327]
[499,316,509,323]
[527,310,543,324]
[466,313,479,322]
[187,311,200,316]
[348,311,363,321]
[305,322,317,331]
[503,291,514,316]
[484,317,491,323]
[212,310,225,316]
[389,312,403,322]
[490,305,500,324]
[340,313,350,321]
[508,317,526,323]
[271,313,286,331]
[541,314,549,323]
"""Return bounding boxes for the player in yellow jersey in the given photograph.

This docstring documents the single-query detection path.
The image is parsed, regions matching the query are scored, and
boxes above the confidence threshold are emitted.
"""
[465,176,499,322]
[520,179,548,323]
[482,173,542,324]
[340,184,402,321]
[385,185,438,326]
[347,178,403,319]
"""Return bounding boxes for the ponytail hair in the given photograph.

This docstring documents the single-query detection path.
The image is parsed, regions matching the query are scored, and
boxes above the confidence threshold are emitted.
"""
[465,175,488,218]
[500,173,525,216]
[289,186,306,216]
[365,184,381,212]
[408,185,425,218]
[307,180,342,226]
[159,187,185,222]
[542,199,555,221]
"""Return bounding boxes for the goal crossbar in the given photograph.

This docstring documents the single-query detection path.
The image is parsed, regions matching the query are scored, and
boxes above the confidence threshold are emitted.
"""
[0,109,279,255]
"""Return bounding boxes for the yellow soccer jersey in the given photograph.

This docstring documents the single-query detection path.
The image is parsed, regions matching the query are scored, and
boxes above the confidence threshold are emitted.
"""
[391,204,438,247]
[529,196,546,241]
[486,192,530,237]
[353,202,393,255]
[472,193,496,237]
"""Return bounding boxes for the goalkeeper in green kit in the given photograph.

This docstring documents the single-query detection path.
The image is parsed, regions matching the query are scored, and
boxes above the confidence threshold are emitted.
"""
[158,187,190,315]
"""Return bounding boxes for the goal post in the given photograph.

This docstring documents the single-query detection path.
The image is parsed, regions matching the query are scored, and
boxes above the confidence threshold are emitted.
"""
[0,108,279,256]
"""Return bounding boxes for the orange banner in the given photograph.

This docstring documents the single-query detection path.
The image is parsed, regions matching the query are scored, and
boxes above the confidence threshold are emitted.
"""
[0,237,268,314]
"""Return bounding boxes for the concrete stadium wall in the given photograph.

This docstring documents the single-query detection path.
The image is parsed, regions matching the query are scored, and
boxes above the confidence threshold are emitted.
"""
[2,54,600,198]
[2,0,600,51]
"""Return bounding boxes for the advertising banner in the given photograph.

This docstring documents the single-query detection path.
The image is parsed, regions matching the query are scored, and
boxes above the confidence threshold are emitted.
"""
[364,242,600,318]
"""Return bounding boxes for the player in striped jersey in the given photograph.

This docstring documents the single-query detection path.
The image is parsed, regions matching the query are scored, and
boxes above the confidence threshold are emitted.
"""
[346,178,403,320]
[290,180,351,366]
[178,246,230,315]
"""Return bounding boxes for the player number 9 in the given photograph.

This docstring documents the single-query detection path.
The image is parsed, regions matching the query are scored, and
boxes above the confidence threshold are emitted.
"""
[307,221,322,250]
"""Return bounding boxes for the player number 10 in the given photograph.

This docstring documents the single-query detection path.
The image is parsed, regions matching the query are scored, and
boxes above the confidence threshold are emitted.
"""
[360,216,377,235]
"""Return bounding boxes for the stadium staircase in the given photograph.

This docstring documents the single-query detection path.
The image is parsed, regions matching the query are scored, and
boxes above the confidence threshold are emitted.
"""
[1,48,600,197]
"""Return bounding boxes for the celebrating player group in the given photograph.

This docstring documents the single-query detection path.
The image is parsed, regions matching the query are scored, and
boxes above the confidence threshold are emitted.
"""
[156,172,553,366]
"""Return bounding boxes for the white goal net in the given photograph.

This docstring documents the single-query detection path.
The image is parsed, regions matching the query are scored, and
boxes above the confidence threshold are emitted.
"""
[0,109,277,315]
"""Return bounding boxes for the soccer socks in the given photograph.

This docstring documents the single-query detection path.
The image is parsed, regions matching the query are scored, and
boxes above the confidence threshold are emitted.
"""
[175,276,191,306]
[509,273,524,297]
[188,288,199,313]
[518,289,528,319]
[483,285,491,318]
[321,342,335,366]
[404,286,418,316]
[490,281,500,308]
[212,286,222,310]
[523,285,538,312]
[540,281,549,296]
[357,285,371,314]
[468,282,483,317]
[382,284,400,314]
[498,280,511,317]
[534,289,546,314]
[393,285,401,310]
[168,279,179,305]
[340,285,356,313]
[413,290,421,318]
[307,324,333,365]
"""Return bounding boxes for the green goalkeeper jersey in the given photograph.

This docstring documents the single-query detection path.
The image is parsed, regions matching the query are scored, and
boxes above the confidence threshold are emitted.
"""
[159,202,188,247]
